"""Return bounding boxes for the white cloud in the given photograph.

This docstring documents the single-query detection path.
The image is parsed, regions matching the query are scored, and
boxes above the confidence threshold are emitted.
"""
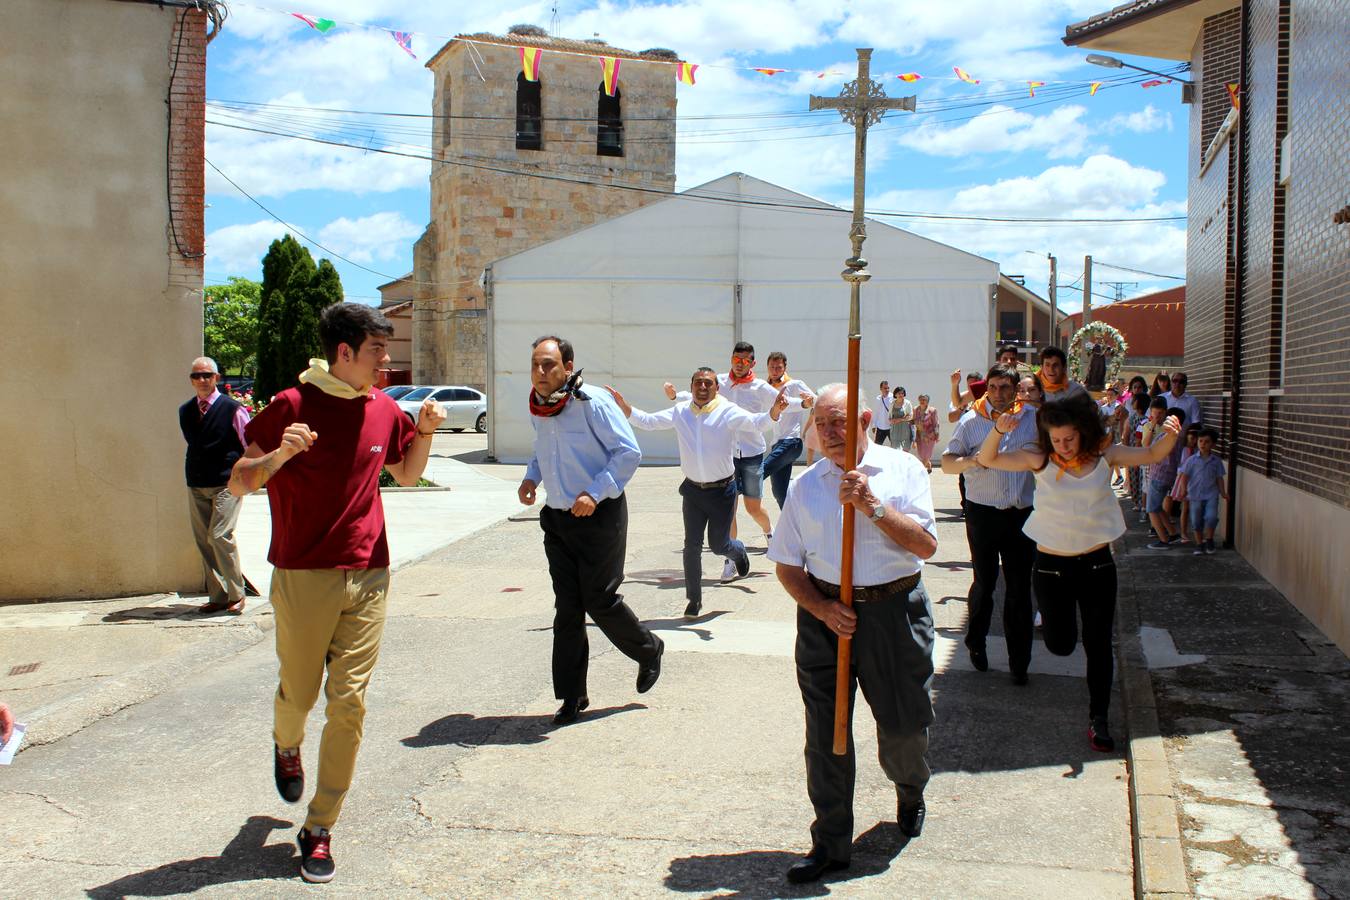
[317,212,424,264]
[895,104,1092,158]
[205,219,292,274]
[1103,104,1172,134]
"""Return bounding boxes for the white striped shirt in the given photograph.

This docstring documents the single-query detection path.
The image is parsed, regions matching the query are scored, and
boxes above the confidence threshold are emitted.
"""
[945,408,1040,509]
[769,441,936,586]
[629,397,775,483]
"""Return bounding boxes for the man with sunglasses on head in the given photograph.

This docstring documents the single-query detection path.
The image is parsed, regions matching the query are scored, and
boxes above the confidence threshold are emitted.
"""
[1166,371,1202,429]
[180,356,252,615]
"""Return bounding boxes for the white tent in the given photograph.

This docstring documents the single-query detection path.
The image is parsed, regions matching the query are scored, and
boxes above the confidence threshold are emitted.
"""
[487,173,999,463]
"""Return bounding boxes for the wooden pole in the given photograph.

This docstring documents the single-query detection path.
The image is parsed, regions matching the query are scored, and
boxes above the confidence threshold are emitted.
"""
[834,333,861,754]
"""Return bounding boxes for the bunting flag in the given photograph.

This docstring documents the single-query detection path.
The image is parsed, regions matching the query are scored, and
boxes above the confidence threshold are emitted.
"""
[1027,81,1045,97]
[754,67,786,76]
[897,72,922,82]
[1089,81,1103,96]
[600,56,621,96]
[1141,78,1171,88]
[1226,82,1241,109]
[520,46,542,81]
[677,61,697,85]
[954,66,979,84]
[390,31,415,59]
[292,13,336,32]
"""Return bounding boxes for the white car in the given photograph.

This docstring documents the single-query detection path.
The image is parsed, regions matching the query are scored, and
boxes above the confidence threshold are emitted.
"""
[396,385,488,433]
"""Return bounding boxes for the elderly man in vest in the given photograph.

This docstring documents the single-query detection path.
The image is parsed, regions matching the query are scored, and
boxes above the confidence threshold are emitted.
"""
[180,356,251,614]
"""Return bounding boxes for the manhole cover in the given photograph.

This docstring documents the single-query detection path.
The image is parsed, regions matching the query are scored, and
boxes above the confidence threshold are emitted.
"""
[8,662,40,676]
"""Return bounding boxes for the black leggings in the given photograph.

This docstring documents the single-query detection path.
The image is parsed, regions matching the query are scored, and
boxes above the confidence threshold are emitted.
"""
[1033,546,1117,720]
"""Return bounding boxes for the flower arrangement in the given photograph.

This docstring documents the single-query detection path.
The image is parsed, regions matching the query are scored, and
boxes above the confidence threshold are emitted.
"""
[226,387,267,417]
[1068,321,1129,388]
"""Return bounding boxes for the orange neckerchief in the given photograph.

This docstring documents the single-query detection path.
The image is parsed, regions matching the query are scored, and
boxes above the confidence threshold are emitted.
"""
[1048,437,1110,480]
[1040,369,1069,391]
[728,363,755,386]
[972,395,1022,421]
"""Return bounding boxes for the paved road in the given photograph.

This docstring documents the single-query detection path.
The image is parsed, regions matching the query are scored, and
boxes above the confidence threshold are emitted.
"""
[3,461,1133,898]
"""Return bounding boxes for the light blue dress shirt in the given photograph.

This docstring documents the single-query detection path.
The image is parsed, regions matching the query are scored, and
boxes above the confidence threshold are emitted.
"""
[525,389,641,510]
[945,408,1040,509]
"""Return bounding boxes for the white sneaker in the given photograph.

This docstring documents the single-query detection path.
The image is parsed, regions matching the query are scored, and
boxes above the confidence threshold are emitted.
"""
[720,558,738,583]
[1034,611,1043,628]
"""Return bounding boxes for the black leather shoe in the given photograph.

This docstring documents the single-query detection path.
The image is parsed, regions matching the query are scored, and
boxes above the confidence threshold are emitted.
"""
[1011,669,1029,686]
[637,636,664,694]
[684,599,702,619]
[786,848,849,884]
[552,696,589,726]
[898,798,926,838]
[274,744,304,804]
[968,646,989,672]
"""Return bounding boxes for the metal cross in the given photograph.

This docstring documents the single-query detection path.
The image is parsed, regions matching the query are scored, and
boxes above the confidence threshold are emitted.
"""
[809,48,916,333]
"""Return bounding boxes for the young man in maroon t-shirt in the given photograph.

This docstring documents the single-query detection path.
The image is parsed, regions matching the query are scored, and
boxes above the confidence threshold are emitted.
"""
[229,302,445,883]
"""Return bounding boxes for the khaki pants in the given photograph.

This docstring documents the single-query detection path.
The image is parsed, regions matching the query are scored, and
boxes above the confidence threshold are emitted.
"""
[188,485,245,604]
[271,567,390,832]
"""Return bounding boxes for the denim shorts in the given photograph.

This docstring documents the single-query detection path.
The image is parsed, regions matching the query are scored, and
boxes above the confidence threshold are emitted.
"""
[1190,496,1221,531]
[733,453,764,499]
[1146,477,1171,513]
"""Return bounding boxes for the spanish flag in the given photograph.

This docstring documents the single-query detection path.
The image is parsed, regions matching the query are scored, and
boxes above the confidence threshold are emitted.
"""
[897,72,922,82]
[1226,82,1241,109]
[520,46,541,82]
[601,56,621,96]
[954,66,979,84]
[1027,81,1045,97]
[754,67,786,76]
[1089,81,1102,96]
[677,62,698,85]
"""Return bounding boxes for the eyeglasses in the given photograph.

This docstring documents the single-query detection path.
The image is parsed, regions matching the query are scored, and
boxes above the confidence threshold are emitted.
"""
[189,372,216,380]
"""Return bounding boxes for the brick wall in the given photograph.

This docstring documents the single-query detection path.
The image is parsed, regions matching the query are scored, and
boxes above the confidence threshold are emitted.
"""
[167,8,207,293]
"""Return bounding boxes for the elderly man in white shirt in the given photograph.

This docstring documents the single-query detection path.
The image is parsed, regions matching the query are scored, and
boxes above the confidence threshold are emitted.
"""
[607,369,786,619]
[769,383,939,883]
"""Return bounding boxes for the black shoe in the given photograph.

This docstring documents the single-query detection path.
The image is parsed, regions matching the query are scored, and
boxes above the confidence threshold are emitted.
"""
[1011,669,1029,686]
[1089,717,1116,752]
[297,827,335,883]
[968,646,989,672]
[734,549,750,579]
[636,636,664,694]
[274,744,304,803]
[898,798,926,838]
[684,599,702,619]
[786,848,849,884]
[553,697,589,726]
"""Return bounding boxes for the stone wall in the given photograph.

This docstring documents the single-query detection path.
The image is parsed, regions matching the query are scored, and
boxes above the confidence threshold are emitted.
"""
[414,36,678,387]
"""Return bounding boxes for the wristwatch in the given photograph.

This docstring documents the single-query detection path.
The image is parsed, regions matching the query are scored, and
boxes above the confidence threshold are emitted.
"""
[870,502,886,521]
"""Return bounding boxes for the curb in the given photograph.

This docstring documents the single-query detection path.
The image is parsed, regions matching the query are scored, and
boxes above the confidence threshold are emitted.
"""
[1115,537,1191,899]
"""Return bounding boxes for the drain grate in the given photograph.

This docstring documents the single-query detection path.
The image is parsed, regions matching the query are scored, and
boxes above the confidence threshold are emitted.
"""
[8,662,41,677]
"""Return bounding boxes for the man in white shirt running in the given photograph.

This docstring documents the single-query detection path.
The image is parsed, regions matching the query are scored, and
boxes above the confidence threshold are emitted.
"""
[762,350,815,510]
[608,369,786,619]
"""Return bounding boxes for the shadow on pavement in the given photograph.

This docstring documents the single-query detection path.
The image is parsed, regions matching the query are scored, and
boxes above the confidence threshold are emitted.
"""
[101,603,205,623]
[664,822,903,898]
[85,816,295,898]
[402,703,647,748]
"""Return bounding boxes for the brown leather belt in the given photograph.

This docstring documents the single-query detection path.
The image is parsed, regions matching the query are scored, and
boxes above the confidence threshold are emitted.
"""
[685,476,733,489]
[809,571,921,603]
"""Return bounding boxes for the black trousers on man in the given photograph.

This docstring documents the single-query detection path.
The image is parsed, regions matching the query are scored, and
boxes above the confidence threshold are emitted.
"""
[796,580,934,862]
[678,478,748,603]
[540,495,660,700]
[962,502,1035,676]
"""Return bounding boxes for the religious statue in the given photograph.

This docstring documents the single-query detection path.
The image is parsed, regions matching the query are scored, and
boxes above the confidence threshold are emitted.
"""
[1085,341,1112,392]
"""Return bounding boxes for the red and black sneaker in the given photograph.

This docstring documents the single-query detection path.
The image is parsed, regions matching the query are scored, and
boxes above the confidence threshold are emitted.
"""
[297,827,335,883]
[1088,718,1116,753]
[274,744,304,803]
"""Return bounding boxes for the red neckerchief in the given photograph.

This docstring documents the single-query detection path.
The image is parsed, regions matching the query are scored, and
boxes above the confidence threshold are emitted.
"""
[1048,438,1109,480]
[529,370,587,417]
[972,395,1022,421]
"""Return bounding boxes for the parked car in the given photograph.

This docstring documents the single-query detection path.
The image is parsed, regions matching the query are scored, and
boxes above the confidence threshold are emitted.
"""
[396,385,487,433]
[220,376,254,396]
[382,384,418,401]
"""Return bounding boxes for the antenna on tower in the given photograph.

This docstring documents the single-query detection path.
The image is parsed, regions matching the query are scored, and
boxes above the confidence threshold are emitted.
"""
[550,3,560,36]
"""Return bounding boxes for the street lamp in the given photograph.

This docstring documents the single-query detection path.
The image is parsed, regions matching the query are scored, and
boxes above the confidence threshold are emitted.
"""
[1087,53,1195,103]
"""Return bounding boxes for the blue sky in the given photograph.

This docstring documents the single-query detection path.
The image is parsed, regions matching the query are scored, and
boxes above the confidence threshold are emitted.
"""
[204,0,1191,312]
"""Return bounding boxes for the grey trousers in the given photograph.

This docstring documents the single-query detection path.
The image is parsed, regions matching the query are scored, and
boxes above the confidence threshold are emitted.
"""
[795,580,935,861]
[188,485,245,604]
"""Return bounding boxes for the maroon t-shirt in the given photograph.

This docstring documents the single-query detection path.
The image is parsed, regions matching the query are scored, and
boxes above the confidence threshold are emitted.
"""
[969,379,987,400]
[245,383,415,570]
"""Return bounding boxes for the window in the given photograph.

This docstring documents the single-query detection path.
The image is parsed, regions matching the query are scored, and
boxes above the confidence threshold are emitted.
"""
[404,387,432,401]
[432,389,457,401]
[597,84,623,157]
[450,388,479,401]
[516,74,542,151]
[998,310,1025,344]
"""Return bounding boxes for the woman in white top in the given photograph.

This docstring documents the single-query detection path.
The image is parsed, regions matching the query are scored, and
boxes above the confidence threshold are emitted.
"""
[976,393,1180,752]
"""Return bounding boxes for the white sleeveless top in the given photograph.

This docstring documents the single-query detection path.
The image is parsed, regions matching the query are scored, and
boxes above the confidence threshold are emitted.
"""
[1022,458,1125,554]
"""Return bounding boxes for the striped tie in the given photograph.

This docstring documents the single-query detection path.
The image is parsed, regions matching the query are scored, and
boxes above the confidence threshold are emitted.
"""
[198,397,209,417]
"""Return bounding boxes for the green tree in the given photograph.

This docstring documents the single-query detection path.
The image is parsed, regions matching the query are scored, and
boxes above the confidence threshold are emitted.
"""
[203,277,261,376]
[255,236,345,401]
[255,235,310,402]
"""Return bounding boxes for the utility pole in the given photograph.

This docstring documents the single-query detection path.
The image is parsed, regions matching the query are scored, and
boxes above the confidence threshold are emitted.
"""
[1100,280,1138,302]
[1082,254,1093,327]
[1048,254,1058,347]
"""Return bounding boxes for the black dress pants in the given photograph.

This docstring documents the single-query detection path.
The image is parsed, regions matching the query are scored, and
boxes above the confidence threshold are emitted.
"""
[540,495,659,700]
[1033,546,1117,720]
[678,478,747,603]
[796,582,935,861]
[962,502,1036,675]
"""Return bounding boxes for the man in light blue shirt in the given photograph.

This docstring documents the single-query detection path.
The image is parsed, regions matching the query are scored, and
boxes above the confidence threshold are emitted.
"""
[940,364,1040,684]
[518,336,664,726]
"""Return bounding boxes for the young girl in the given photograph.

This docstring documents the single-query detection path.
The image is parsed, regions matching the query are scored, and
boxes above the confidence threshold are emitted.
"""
[1170,426,1200,544]
[977,394,1180,751]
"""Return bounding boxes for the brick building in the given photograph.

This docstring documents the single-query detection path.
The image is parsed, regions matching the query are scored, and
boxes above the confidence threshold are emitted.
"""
[1066,0,1350,650]
[1057,286,1187,380]
[413,27,678,388]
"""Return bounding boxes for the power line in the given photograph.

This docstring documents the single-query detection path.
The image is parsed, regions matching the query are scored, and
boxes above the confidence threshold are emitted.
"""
[1093,259,1185,281]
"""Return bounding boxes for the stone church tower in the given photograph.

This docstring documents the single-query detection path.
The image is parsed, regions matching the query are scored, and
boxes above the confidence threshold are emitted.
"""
[413,27,678,387]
